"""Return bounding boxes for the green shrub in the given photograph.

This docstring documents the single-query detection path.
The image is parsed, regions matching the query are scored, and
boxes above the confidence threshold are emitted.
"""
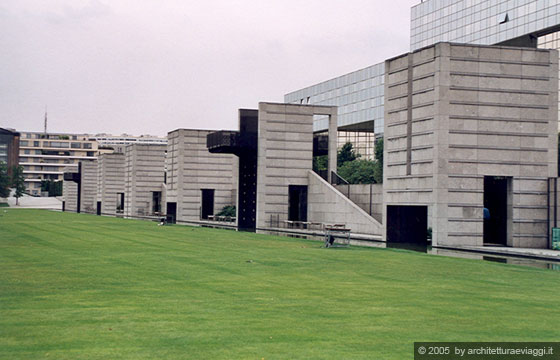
[216,205,236,217]
[338,159,377,184]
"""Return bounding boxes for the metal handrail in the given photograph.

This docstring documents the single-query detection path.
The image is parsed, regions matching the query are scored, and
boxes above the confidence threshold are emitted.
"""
[331,171,349,185]
[331,171,350,198]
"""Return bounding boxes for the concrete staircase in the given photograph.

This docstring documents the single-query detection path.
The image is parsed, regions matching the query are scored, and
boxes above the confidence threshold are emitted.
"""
[307,171,383,236]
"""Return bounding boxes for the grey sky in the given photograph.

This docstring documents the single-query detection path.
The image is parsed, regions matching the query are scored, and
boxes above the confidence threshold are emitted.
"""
[1,0,418,136]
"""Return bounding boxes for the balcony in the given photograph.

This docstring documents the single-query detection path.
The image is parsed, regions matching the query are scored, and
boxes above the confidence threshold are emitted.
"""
[207,129,259,155]
[63,172,81,183]
[206,131,240,154]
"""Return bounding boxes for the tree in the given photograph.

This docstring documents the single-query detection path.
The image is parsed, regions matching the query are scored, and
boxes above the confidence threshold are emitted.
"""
[337,142,359,169]
[53,180,63,197]
[40,179,50,192]
[11,165,25,205]
[0,162,10,198]
[373,137,384,184]
[40,179,63,197]
[313,155,328,172]
[338,159,377,184]
[216,205,236,217]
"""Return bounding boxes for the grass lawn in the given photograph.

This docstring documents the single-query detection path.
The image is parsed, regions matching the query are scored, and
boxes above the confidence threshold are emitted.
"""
[1,209,559,359]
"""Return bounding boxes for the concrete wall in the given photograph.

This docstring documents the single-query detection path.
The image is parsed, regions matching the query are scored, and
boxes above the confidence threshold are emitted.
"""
[124,144,166,217]
[334,183,383,222]
[166,129,237,223]
[384,43,558,248]
[309,171,383,235]
[62,167,78,212]
[255,103,337,229]
[62,160,97,213]
[96,153,125,216]
[80,161,98,214]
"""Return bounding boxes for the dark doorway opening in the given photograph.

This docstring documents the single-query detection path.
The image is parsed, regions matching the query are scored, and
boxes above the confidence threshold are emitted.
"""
[152,191,162,215]
[201,189,215,220]
[386,205,428,244]
[483,176,509,246]
[97,201,101,215]
[116,193,124,214]
[289,185,308,222]
[166,202,176,224]
[62,201,65,212]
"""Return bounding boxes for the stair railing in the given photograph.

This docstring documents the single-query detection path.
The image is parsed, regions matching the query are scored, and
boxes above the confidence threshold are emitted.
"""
[331,171,350,198]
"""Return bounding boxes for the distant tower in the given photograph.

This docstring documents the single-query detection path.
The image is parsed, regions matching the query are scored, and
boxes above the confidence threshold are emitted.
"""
[44,106,47,134]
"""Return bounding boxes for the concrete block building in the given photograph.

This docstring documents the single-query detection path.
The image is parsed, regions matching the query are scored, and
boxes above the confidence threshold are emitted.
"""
[123,144,166,218]
[80,161,98,213]
[254,103,338,230]
[62,166,78,212]
[165,129,237,224]
[96,153,125,216]
[208,102,383,236]
[383,43,558,248]
[62,160,98,213]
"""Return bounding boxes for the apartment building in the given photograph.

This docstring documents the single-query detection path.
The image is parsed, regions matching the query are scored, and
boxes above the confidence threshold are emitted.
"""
[0,128,20,177]
[18,132,98,195]
[90,133,167,154]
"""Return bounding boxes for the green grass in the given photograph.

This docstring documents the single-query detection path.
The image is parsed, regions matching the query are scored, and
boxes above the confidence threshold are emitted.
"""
[1,209,559,359]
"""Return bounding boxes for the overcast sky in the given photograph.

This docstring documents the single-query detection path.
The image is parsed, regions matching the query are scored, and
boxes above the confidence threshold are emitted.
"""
[1,0,419,136]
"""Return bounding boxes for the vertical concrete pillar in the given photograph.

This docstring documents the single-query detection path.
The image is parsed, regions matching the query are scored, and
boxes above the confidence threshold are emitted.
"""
[328,112,338,184]
[432,42,452,247]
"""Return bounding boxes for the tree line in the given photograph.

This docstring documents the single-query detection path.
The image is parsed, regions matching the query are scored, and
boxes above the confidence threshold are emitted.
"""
[0,163,26,205]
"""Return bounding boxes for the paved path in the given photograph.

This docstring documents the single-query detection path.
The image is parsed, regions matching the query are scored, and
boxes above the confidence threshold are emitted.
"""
[5,193,62,210]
